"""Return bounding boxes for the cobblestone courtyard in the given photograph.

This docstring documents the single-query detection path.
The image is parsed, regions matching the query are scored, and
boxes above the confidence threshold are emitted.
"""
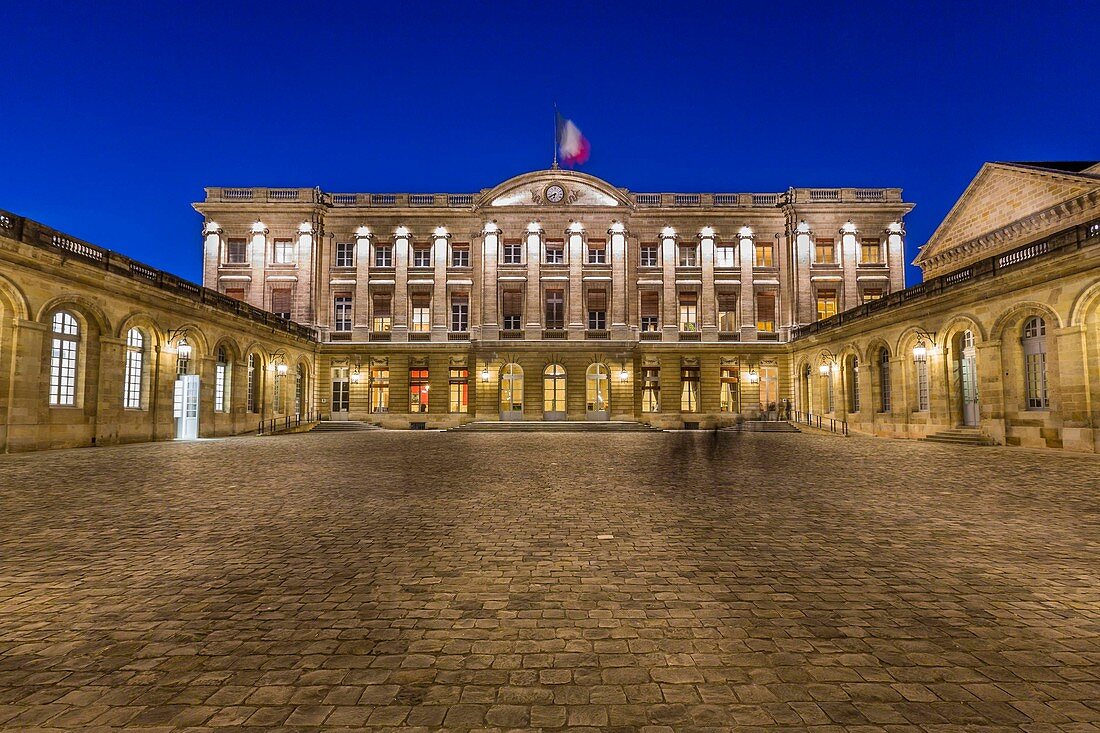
[0,431,1098,732]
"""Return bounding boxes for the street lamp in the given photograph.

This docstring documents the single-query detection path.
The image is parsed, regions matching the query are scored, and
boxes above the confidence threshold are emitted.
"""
[618,363,629,382]
[912,328,937,361]
[480,365,491,383]
[745,367,760,384]
[818,349,838,375]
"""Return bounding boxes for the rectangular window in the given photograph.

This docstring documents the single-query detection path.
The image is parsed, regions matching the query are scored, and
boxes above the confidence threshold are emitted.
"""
[642,366,660,412]
[333,294,352,332]
[451,295,469,332]
[371,293,392,332]
[816,289,838,321]
[587,240,606,264]
[449,367,469,413]
[412,247,431,268]
[226,238,247,264]
[335,241,355,267]
[862,288,884,303]
[451,243,469,267]
[1024,351,1048,409]
[678,292,698,331]
[756,291,776,333]
[915,355,929,412]
[880,352,892,413]
[224,287,245,300]
[272,373,282,413]
[715,245,736,268]
[411,294,431,332]
[409,368,429,413]
[273,238,295,264]
[271,288,292,320]
[544,240,564,264]
[374,244,393,267]
[639,245,658,267]
[678,245,698,267]
[545,289,564,329]
[720,367,739,412]
[754,241,774,268]
[718,293,738,333]
[502,289,523,330]
[680,366,700,412]
[246,355,257,413]
[861,238,883,264]
[503,240,523,265]
[814,238,836,265]
[587,289,607,330]
[214,362,227,413]
[640,291,659,332]
[370,367,389,412]
[124,346,143,409]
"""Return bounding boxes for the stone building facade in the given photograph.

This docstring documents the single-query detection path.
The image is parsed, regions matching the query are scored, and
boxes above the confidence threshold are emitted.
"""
[194,170,912,428]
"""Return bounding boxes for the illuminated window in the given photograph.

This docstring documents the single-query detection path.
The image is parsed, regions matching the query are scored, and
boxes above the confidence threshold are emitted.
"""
[848,357,860,413]
[1022,317,1048,409]
[334,294,352,332]
[449,367,468,413]
[720,366,739,412]
[754,241,774,268]
[273,238,295,264]
[587,289,607,330]
[715,245,736,268]
[411,294,431,332]
[226,238,247,264]
[678,244,697,267]
[409,368,429,413]
[761,365,778,408]
[862,288,884,303]
[371,367,390,412]
[861,238,883,264]
[718,293,738,333]
[814,238,836,265]
[639,244,658,267]
[678,292,698,331]
[502,289,523,330]
[816,289,838,321]
[246,353,259,413]
[374,244,393,267]
[372,293,392,332]
[335,241,355,267]
[544,290,564,329]
[295,363,304,415]
[450,243,469,267]
[642,366,660,412]
[450,295,469,332]
[273,370,283,413]
[680,366,700,412]
[503,240,523,265]
[640,291,659,332]
[176,340,191,376]
[544,240,564,264]
[756,291,776,333]
[123,328,144,409]
[215,346,229,413]
[824,369,835,413]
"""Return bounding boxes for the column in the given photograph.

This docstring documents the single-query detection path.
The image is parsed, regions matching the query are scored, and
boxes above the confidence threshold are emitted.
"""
[202,222,222,295]
[699,227,717,337]
[567,223,585,337]
[660,228,678,339]
[432,227,450,339]
[524,222,542,338]
[393,226,410,340]
[480,222,499,339]
[738,226,756,340]
[610,222,629,338]
[793,220,814,325]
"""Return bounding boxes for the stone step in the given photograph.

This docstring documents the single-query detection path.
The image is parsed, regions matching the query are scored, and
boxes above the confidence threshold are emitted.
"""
[922,429,997,446]
[309,421,383,432]
[450,421,659,433]
[723,421,802,433]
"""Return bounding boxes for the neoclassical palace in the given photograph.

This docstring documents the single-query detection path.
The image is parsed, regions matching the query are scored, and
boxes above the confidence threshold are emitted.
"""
[0,161,1097,451]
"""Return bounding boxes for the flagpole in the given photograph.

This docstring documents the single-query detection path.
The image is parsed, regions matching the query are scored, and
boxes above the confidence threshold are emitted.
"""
[551,103,559,170]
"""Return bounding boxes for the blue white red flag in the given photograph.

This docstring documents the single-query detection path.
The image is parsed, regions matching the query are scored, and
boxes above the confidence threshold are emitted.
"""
[556,112,590,167]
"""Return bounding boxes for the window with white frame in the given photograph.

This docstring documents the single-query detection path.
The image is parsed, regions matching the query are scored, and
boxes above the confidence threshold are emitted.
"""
[814,237,836,265]
[587,289,607,330]
[411,294,431,332]
[641,366,660,412]
[246,353,258,413]
[678,292,698,331]
[639,244,658,267]
[849,357,860,413]
[1022,317,1049,409]
[334,294,352,332]
[587,239,606,265]
[273,238,295,264]
[449,367,468,413]
[273,370,283,413]
[215,347,229,413]
[680,366,700,412]
[176,340,191,376]
[226,238,247,264]
[123,328,144,409]
[450,243,469,267]
[295,363,304,415]
[915,352,929,412]
[412,246,431,268]
[374,243,393,267]
[451,294,469,332]
[715,245,736,268]
[544,240,564,264]
[335,241,355,267]
[879,348,892,412]
[640,291,659,332]
[678,244,698,267]
[502,240,523,265]
[824,370,835,413]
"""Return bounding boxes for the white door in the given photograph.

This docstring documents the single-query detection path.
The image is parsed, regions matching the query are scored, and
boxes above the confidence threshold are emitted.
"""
[960,331,979,426]
[174,375,200,440]
[331,367,349,420]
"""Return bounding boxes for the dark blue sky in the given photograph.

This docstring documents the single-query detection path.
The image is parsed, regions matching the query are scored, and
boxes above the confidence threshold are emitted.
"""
[3,1,1096,286]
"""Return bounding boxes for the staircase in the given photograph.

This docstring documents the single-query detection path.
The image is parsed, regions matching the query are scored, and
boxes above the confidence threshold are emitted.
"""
[309,420,383,433]
[450,420,659,433]
[723,420,801,433]
[921,427,997,446]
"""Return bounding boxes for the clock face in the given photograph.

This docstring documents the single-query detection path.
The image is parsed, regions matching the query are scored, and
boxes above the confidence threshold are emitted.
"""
[545,184,565,203]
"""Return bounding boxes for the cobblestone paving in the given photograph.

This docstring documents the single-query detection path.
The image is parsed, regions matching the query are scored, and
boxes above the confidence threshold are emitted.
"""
[0,431,1099,732]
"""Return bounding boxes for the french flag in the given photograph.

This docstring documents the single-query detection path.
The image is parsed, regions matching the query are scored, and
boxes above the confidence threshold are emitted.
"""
[556,112,590,167]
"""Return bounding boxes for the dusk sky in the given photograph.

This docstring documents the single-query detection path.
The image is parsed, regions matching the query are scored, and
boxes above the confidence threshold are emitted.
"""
[2,1,1096,286]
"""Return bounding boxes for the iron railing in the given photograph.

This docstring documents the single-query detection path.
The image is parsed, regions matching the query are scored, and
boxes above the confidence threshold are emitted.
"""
[258,411,316,435]
[791,410,849,436]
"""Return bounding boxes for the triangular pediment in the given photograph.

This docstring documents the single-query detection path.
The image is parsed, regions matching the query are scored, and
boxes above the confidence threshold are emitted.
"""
[475,169,631,210]
[915,162,1099,275]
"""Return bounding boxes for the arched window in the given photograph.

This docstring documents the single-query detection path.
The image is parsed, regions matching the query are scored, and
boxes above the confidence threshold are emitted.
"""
[246,353,259,413]
[49,311,79,406]
[848,356,860,413]
[824,368,835,413]
[914,348,930,412]
[295,363,304,415]
[215,347,229,413]
[123,328,144,409]
[878,348,891,413]
[1022,317,1048,409]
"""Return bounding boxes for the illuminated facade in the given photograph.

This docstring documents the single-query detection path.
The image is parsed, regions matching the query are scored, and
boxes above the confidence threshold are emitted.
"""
[195,170,912,427]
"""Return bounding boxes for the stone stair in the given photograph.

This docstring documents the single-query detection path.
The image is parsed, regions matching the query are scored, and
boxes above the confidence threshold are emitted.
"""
[309,420,383,433]
[921,427,997,446]
[723,420,801,433]
[449,421,659,433]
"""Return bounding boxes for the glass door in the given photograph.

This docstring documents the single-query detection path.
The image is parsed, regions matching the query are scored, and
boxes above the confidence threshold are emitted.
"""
[585,363,610,420]
[960,331,979,426]
[499,363,524,420]
[543,364,566,420]
[331,366,349,420]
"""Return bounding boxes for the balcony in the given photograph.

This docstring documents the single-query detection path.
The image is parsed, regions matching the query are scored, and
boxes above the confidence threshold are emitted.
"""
[585,329,609,340]
[409,332,431,341]
[329,332,351,341]
[500,329,523,339]
[639,331,662,341]
[756,332,780,342]
[718,331,740,341]
[678,331,701,341]
[369,331,391,342]
[447,331,470,341]
[542,329,567,339]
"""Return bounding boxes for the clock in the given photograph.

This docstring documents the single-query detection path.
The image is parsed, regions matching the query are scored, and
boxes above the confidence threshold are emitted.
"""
[544,184,566,204]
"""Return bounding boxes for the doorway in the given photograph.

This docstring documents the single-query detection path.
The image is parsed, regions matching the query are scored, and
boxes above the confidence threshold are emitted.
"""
[543,364,566,420]
[174,375,200,439]
[331,367,349,420]
[958,330,979,426]
[500,362,524,420]
[585,363,610,420]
